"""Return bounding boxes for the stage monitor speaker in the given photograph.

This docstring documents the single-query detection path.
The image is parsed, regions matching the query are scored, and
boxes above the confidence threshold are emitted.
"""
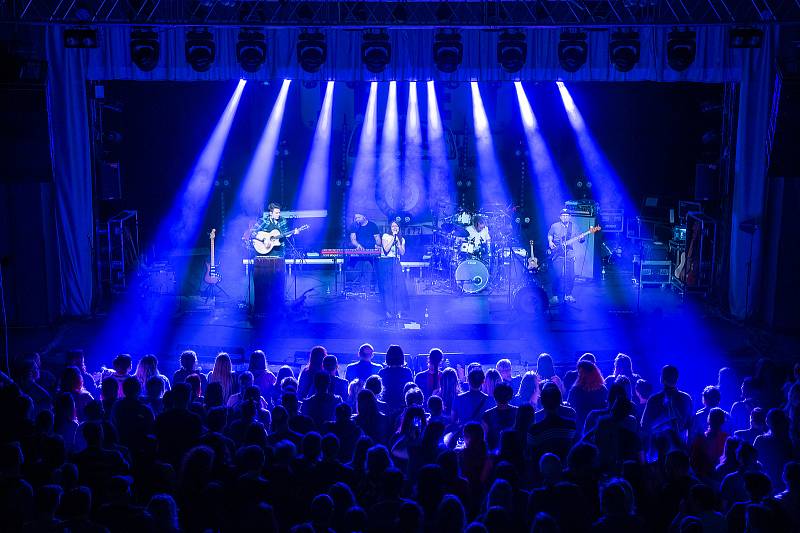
[97,160,122,200]
[571,215,597,280]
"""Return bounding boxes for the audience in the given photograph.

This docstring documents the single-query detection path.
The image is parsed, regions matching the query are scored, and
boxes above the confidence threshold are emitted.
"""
[3,345,799,533]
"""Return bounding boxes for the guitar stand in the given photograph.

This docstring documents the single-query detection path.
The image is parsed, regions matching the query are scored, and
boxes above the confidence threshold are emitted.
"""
[201,281,229,308]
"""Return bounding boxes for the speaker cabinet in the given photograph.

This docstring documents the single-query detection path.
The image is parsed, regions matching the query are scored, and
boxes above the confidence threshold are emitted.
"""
[571,215,597,280]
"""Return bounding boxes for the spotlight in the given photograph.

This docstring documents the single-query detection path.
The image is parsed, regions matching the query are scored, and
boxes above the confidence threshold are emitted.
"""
[185,29,215,72]
[236,29,267,73]
[666,30,696,72]
[130,28,160,72]
[497,31,527,73]
[730,27,764,48]
[361,31,391,74]
[609,30,640,73]
[297,32,327,73]
[64,27,98,49]
[433,31,462,73]
[558,31,587,73]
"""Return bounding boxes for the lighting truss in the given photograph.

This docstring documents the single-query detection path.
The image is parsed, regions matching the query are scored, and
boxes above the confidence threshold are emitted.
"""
[4,0,800,27]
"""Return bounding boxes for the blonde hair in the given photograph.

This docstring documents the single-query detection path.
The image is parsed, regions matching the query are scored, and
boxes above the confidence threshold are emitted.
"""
[209,352,234,401]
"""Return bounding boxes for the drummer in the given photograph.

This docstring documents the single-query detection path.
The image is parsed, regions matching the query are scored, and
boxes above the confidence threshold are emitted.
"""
[465,215,491,250]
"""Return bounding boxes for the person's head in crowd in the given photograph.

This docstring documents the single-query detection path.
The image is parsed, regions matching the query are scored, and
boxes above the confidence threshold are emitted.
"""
[366,444,393,477]
[181,374,199,399]
[322,355,339,377]
[385,345,405,367]
[701,385,722,408]
[783,461,800,493]
[575,361,604,391]
[664,450,691,479]
[244,385,263,404]
[309,493,334,530]
[313,372,331,396]
[334,402,352,424]
[134,354,161,388]
[706,407,726,434]
[358,343,375,361]
[276,365,294,385]
[428,348,444,372]
[65,350,87,373]
[658,364,679,388]
[59,486,92,520]
[396,501,423,532]
[634,379,652,404]
[143,376,166,404]
[80,421,104,448]
[611,375,632,401]
[206,406,227,433]
[356,389,379,418]
[486,478,513,509]
[204,381,224,408]
[306,345,327,372]
[516,371,540,406]
[210,353,232,378]
[405,387,424,407]
[270,404,290,432]
[745,406,766,434]
[321,433,340,460]
[536,353,557,380]
[238,371,255,392]
[539,453,563,485]
[428,395,443,417]
[101,376,118,402]
[440,368,459,402]
[35,484,63,521]
[531,512,560,533]
[465,522,489,533]
[514,404,535,433]
[744,471,773,502]
[436,494,466,533]
[740,376,755,400]
[36,410,54,433]
[462,422,486,450]
[54,392,76,425]
[121,376,141,399]
[147,494,179,533]
[720,436,742,466]
[248,350,268,373]
[15,358,39,383]
[599,478,635,517]
[495,358,514,382]
[687,483,716,515]
[179,350,198,373]
[282,393,299,415]
[59,366,84,394]
[612,353,635,378]
[788,382,800,409]
[467,367,486,391]
[171,383,192,409]
[578,352,596,365]
[766,408,790,435]
[113,354,133,376]
[280,376,298,396]
[718,366,738,390]
[364,375,383,397]
[493,382,514,407]
[483,368,501,397]
[399,406,427,438]
[347,378,364,405]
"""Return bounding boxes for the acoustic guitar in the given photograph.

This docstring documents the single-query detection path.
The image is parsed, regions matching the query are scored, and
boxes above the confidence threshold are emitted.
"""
[203,229,221,285]
[527,240,539,271]
[252,224,309,255]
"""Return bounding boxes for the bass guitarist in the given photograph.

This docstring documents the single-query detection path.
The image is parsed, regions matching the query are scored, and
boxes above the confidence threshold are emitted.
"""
[547,209,584,304]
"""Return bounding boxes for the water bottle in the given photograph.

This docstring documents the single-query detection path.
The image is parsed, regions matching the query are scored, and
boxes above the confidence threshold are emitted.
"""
[601,265,606,281]
[326,285,331,295]
[424,306,429,325]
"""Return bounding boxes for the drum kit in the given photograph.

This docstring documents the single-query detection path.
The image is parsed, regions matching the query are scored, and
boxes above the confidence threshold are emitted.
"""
[428,206,545,310]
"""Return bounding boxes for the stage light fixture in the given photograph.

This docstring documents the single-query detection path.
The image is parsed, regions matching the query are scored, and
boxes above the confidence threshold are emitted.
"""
[130,28,160,72]
[558,31,588,73]
[609,31,640,72]
[433,31,463,73]
[237,29,267,73]
[729,27,764,48]
[185,29,216,72]
[297,32,327,73]
[361,31,391,74]
[667,30,696,72]
[64,27,98,48]
[497,31,527,73]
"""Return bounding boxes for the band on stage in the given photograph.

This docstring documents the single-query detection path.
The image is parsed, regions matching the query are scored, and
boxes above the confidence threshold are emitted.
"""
[235,201,594,317]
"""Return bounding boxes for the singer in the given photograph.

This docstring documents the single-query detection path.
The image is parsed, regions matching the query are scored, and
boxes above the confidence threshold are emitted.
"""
[377,220,410,319]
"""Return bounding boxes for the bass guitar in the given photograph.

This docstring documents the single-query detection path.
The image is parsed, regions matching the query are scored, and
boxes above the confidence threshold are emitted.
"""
[547,226,601,258]
[204,229,221,285]
[252,224,309,255]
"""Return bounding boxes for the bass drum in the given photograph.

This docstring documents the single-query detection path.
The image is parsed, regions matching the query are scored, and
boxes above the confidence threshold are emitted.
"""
[513,284,548,318]
[454,260,489,293]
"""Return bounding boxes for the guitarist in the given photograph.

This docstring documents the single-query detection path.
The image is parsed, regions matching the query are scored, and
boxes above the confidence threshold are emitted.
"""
[251,202,300,257]
[547,209,584,304]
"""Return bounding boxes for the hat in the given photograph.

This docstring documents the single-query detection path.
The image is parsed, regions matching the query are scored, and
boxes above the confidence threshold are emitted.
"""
[560,208,570,215]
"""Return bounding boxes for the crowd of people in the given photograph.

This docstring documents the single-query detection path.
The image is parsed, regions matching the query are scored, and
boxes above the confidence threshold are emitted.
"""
[1,345,799,532]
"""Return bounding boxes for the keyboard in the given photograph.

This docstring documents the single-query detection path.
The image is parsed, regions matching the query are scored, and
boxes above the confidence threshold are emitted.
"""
[320,248,380,256]
[242,258,343,266]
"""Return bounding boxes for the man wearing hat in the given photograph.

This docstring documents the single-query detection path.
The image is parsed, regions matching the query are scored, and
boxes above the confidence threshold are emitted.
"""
[547,209,584,304]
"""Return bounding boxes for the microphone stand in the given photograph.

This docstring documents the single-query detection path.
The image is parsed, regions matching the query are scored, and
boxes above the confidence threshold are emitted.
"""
[284,231,304,302]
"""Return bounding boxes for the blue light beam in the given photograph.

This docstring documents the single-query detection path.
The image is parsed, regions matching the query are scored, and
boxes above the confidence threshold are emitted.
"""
[470,82,509,209]
[347,82,379,220]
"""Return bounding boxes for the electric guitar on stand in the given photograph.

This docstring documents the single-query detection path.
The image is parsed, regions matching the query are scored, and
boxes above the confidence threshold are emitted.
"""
[204,229,221,285]
[252,224,310,255]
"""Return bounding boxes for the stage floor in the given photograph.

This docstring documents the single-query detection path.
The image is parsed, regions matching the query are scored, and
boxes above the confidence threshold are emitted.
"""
[10,264,798,396]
